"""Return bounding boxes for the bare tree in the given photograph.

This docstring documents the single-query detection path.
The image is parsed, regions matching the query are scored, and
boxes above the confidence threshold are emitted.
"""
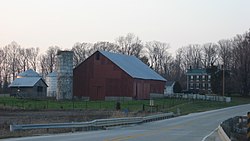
[218,40,233,70]
[28,47,39,71]
[181,44,202,69]
[115,33,143,57]
[232,32,250,96]
[38,46,60,77]
[5,41,21,81]
[146,41,170,74]
[0,48,4,90]
[92,41,119,53]
[71,42,92,67]
[38,55,47,77]
[1,46,10,83]
[201,43,219,68]
[19,48,30,72]
[162,55,174,79]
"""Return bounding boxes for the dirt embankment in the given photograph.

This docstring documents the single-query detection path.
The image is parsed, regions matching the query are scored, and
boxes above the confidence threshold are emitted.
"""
[0,108,148,139]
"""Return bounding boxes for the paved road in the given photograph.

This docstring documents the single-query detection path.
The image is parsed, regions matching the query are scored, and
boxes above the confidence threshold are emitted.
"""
[3,104,250,141]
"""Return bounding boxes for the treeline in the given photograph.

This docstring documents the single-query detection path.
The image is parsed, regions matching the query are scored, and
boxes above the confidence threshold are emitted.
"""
[0,30,250,96]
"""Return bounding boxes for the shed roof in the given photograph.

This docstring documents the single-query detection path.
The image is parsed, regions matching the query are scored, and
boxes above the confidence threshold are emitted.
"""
[9,77,47,87]
[99,51,166,81]
[17,69,40,77]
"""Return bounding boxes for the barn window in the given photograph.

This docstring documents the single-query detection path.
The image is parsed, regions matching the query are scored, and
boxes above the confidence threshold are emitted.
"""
[96,53,100,60]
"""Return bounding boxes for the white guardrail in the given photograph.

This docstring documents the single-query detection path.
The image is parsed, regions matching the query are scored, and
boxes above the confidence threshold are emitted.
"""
[10,112,174,132]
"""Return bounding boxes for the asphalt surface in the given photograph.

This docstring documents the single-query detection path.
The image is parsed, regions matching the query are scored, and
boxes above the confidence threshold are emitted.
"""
[3,104,250,141]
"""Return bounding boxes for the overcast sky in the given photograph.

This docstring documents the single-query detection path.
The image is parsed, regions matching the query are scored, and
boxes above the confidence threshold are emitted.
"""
[1,0,250,53]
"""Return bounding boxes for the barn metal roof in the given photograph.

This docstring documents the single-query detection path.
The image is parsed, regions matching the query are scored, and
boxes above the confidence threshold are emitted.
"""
[9,77,46,87]
[99,51,166,81]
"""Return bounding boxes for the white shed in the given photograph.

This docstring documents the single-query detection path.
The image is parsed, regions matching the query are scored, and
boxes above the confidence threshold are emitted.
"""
[164,81,176,96]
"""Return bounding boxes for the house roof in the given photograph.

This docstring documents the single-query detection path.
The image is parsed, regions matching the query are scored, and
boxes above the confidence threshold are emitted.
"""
[99,51,166,81]
[17,69,40,77]
[186,69,208,75]
[9,77,47,88]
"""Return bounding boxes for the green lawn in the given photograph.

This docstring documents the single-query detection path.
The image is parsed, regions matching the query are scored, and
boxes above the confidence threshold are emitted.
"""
[167,97,250,115]
[0,96,249,115]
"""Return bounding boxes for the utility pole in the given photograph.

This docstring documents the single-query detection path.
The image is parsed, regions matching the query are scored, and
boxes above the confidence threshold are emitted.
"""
[222,65,225,97]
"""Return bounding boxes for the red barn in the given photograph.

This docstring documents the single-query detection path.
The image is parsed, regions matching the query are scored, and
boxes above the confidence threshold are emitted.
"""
[73,51,166,100]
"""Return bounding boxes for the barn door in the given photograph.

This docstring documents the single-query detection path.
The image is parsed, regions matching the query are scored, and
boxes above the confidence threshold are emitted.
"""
[92,86,104,100]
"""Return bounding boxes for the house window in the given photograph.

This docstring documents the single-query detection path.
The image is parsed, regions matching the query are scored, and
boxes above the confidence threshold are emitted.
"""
[37,86,43,92]
[196,83,199,89]
[190,83,193,89]
[208,75,211,81]
[208,83,211,88]
[190,75,193,80]
[205,84,208,90]
[202,75,205,81]
[199,84,202,89]
[199,75,202,81]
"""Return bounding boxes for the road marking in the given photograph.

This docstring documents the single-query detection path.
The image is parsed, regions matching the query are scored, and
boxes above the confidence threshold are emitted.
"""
[104,132,156,141]
[104,122,191,141]
[201,128,218,141]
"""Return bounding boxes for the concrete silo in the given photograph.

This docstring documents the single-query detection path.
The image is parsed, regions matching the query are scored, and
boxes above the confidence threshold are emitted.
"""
[56,51,73,100]
[46,72,57,97]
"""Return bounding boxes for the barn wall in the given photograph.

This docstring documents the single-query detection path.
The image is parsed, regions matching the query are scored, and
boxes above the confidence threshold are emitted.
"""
[133,79,165,100]
[73,52,134,100]
[73,51,166,100]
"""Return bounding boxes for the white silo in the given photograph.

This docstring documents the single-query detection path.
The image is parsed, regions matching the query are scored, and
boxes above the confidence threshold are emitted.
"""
[56,50,73,100]
[46,72,57,97]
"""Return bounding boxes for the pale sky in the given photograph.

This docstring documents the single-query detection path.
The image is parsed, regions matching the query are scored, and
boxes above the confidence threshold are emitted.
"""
[1,0,250,53]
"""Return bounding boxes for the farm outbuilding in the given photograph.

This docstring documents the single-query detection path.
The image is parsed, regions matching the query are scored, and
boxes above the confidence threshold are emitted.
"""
[9,69,48,98]
[73,51,166,100]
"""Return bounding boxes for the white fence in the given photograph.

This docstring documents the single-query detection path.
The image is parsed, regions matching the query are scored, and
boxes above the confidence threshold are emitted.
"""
[0,94,10,97]
[165,93,231,102]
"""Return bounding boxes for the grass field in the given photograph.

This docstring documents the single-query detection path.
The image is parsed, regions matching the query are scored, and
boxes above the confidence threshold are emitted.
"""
[0,96,250,115]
